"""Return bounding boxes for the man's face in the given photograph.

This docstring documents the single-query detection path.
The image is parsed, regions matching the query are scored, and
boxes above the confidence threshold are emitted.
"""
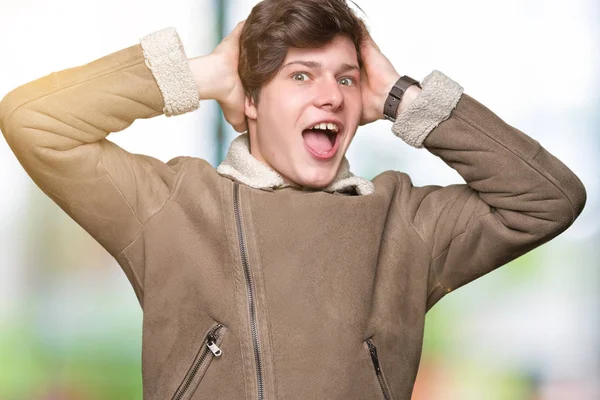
[245,34,362,189]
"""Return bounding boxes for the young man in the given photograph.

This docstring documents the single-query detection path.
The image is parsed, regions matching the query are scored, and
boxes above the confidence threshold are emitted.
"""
[0,0,586,399]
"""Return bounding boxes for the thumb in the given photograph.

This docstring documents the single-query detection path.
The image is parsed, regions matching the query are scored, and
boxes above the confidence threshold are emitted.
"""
[218,99,248,133]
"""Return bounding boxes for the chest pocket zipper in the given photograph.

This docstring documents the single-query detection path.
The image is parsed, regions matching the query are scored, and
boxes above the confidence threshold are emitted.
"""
[171,322,228,400]
[366,338,393,400]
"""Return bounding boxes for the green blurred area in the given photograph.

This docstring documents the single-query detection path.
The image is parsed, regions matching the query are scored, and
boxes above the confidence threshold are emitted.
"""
[1,322,142,400]
[0,254,544,399]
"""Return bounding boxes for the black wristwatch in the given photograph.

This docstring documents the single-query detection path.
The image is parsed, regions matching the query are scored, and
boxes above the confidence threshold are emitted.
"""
[383,75,422,121]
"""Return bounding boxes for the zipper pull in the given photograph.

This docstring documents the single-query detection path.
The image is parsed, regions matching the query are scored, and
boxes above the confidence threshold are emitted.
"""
[368,342,381,373]
[206,333,223,357]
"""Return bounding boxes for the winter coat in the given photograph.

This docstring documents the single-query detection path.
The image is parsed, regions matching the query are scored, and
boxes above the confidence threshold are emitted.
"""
[0,27,586,400]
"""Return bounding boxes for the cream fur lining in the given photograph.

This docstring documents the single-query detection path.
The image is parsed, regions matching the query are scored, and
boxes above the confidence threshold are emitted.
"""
[392,69,464,148]
[217,134,375,195]
[139,27,200,117]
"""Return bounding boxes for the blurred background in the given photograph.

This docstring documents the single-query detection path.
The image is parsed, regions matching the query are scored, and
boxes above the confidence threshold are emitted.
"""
[0,0,598,398]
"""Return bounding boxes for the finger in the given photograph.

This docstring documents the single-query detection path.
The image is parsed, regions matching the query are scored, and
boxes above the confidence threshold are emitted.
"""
[361,30,380,52]
[223,109,247,132]
[230,116,247,132]
[229,20,246,39]
[233,122,248,133]
[219,20,246,48]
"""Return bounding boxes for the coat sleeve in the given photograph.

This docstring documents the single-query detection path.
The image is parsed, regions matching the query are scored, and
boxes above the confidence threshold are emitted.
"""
[0,27,201,299]
[390,70,587,311]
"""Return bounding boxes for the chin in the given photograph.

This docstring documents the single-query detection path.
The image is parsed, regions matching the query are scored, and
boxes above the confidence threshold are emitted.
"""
[293,166,339,189]
[300,180,332,190]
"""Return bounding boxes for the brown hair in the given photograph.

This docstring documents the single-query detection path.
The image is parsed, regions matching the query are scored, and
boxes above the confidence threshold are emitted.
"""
[239,0,367,104]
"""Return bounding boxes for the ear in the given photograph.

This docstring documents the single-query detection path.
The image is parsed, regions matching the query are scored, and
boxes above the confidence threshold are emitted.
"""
[245,95,258,120]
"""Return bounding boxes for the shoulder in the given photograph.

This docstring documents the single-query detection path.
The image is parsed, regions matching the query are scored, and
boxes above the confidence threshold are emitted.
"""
[371,169,416,193]
[372,169,469,207]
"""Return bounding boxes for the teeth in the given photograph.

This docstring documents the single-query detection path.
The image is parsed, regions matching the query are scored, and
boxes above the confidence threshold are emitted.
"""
[312,122,339,132]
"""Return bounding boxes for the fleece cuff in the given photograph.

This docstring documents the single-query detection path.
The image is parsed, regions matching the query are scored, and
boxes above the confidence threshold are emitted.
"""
[391,70,464,148]
[139,27,200,117]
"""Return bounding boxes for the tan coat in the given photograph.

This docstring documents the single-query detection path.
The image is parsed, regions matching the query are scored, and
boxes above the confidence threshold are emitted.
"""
[0,27,586,400]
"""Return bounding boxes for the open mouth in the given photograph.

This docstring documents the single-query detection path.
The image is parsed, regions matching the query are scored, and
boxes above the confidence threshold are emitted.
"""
[301,122,341,158]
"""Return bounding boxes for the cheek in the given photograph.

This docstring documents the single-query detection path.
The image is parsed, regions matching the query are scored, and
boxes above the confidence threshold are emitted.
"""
[263,87,302,118]
[350,89,363,107]
[281,88,308,109]
[273,94,308,132]
[257,96,302,151]
[347,91,363,119]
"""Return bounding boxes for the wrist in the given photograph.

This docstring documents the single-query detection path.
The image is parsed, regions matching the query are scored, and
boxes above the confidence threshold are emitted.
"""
[377,73,401,120]
[188,54,230,101]
[381,76,422,121]
[396,84,422,116]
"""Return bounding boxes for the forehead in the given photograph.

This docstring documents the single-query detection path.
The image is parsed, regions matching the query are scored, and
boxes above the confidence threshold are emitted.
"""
[283,35,358,66]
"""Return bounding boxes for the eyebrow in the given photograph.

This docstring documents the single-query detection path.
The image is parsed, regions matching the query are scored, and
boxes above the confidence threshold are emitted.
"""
[282,60,360,73]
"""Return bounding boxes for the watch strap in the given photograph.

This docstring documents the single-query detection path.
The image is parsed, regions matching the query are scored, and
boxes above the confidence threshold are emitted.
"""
[383,75,422,121]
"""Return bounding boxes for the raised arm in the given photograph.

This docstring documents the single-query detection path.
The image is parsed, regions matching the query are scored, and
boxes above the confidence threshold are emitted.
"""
[391,71,586,310]
[358,32,586,311]
[0,26,239,301]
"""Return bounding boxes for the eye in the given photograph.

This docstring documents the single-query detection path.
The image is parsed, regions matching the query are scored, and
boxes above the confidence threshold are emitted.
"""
[339,77,356,86]
[292,72,310,82]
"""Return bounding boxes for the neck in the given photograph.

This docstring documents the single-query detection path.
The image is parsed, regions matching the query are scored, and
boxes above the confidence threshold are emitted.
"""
[248,128,297,186]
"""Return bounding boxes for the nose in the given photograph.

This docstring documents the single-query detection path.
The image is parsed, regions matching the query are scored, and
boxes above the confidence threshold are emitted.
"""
[313,78,344,111]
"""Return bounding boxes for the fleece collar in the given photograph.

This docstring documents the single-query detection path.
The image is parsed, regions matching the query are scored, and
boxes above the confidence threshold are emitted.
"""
[216,133,375,195]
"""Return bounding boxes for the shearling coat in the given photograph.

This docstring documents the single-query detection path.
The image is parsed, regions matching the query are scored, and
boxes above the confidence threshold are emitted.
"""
[0,27,586,400]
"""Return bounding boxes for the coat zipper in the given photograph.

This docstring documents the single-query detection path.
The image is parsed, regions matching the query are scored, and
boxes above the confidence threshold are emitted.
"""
[233,183,265,400]
[366,339,391,400]
[173,324,225,400]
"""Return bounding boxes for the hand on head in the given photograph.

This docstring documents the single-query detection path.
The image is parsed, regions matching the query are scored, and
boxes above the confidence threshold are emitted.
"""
[358,29,401,126]
[211,19,402,132]
[210,20,248,133]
